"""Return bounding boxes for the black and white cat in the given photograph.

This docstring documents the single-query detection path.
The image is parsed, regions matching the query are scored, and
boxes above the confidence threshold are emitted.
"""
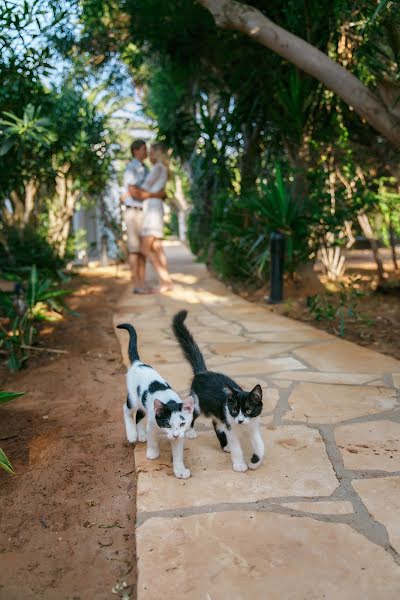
[117,323,195,479]
[172,310,264,472]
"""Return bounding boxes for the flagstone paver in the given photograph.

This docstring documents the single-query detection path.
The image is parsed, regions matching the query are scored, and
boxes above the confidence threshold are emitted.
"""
[137,513,400,600]
[353,478,400,553]
[286,382,397,424]
[134,425,337,513]
[114,242,400,600]
[335,421,400,471]
[280,500,354,514]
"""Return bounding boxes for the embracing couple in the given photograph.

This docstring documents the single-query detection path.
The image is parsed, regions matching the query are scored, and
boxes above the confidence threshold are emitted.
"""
[121,140,174,294]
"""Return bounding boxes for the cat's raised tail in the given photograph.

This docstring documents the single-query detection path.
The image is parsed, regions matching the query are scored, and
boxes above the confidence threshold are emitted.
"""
[116,323,140,363]
[172,310,207,375]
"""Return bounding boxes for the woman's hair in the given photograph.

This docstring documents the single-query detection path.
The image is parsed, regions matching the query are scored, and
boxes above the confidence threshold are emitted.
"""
[151,142,170,168]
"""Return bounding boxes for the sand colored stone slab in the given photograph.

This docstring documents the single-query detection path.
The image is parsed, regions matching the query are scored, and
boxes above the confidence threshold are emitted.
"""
[286,383,397,424]
[272,370,376,385]
[336,421,400,471]
[188,330,249,344]
[281,501,354,515]
[197,312,242,334]
[209,341,301,358]
[135,425,337,512]
[205,355,246,368]
[272,379,293,388]
[353,477,400,552]
[295,339,400,373]
[250,328,331,342]
[221,356,306,377]
[367,379,390,387]
[137,512,400,600]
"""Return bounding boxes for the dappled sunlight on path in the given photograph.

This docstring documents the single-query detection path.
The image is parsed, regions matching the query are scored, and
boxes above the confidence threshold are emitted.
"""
[114,241,400,600]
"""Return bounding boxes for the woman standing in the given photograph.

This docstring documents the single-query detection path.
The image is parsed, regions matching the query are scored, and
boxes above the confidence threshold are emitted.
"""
[140,143,174,293]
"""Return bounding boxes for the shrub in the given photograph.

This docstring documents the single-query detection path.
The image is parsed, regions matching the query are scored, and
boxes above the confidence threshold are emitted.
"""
[0,224,66,276]
[0,265,70,370]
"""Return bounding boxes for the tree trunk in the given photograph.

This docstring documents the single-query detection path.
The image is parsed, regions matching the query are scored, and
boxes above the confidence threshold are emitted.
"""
[48,167,79,257]
[198,0,400,147]
[240,122,261,193]
[23,178,39,225]
[9,191,25,225]
[357,213,385,283]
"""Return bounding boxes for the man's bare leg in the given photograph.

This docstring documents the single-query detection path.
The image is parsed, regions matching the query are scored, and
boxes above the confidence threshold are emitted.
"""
[136,252,146,289]
[128,252,139,284]
[128,251,148,291]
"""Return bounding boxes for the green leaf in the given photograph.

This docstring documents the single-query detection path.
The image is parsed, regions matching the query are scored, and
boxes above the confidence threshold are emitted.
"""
[0,137,15,156]
[29,265,38,308]
[0,448,14,474]
[0,391,24,404]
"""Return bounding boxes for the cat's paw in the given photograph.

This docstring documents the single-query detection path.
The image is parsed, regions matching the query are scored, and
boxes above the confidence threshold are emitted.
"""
[185,429,197,439]
[248,451,264,470]
[126,431,137,444]
[223,444,231,453]
[146,448,160,460]
[232,461,248,473]
[137,431,147,443]
[174,467,191,479]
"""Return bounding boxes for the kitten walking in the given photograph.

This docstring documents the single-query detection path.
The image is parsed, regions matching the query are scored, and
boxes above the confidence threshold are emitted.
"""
[172,311,264,472]
[117,323,195,479]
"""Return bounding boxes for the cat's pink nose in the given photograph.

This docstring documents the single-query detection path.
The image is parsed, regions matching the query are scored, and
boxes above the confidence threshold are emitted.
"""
[173,433,180,438]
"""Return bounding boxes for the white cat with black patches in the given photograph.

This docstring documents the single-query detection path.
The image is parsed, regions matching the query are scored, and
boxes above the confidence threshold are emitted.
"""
[172,310,264,472]
[117,323,195,479]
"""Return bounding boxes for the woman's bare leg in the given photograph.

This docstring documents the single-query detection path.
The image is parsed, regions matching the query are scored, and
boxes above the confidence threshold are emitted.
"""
[152,239,168,270]
[140,236,173,288]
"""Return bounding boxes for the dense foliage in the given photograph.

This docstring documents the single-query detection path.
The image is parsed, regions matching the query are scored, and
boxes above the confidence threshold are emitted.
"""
[76,0,400,282]
[0,0,115,258]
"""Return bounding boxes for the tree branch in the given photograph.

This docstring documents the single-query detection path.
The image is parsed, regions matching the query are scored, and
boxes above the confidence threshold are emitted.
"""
[198,0,400,147]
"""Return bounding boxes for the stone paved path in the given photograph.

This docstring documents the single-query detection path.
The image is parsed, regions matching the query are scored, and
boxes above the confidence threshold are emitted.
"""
[114,242,400,600]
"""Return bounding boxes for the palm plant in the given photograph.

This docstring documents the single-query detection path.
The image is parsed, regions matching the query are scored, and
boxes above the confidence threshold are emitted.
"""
[243,164,310,276]
[0,104,55,156]
[0,265,69,370]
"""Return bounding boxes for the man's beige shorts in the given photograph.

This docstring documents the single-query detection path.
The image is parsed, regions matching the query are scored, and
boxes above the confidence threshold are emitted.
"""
[124,207,144,253]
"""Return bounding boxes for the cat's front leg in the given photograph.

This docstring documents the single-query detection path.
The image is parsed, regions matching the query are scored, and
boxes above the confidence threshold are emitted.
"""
[186,410,199,439]
[226,429,247,472]
[248,421,265,470]
[146,423,160,460]
[171,437,191,479]
[124,401,137,443]
[136,409,147,443]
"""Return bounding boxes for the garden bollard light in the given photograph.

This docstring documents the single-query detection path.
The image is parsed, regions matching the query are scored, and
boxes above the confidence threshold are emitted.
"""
[265,231,285,304]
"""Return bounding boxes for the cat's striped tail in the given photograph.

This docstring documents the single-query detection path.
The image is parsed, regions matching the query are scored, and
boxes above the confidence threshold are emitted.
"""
[116,323,140,363]
[172,310,207,375]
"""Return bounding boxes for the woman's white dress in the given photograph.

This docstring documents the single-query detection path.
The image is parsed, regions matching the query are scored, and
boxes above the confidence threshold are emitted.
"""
[141,162,168,238]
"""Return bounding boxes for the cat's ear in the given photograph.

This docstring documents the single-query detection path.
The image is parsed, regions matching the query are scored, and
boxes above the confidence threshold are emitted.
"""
[223,384,235,399]
[249,384,263,402]
[154,399,164,415]
[183,396,195,413]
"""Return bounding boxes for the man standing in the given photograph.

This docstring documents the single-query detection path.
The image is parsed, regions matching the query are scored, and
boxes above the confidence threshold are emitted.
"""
[122,139,164,293]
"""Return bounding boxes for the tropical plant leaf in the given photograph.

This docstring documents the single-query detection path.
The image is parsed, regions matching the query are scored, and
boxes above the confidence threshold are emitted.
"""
[0,448,14,474]
[0,391,24,404]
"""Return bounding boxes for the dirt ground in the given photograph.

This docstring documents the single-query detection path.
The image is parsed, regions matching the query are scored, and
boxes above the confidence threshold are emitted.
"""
[238,250,400,361]
[0,267,136,600]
